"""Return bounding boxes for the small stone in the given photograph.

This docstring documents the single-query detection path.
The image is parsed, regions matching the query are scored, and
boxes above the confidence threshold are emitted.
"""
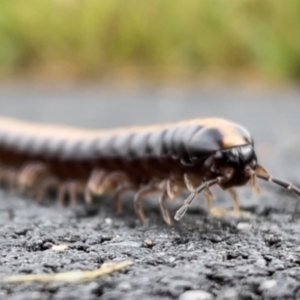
[259,279,277,291]
[237,222,251,230]
[285,254,296,262]
[144,239,154,248]
[255,258,266,268]
[216,288,238,300]
[269,259,284,270]
[118,281,132,291]
[51,244,68,251]
[179,290,213,300]
[169,256,176,263]
[85,282,99,293]
[105,218,112,225]
[209,235,222,243]
[43,242,54,250]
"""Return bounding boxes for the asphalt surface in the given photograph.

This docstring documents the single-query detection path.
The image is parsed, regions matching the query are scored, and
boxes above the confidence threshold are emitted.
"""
[0,83,300,300]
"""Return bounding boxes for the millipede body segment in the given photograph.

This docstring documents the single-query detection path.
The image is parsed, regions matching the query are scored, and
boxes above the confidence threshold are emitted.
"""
[0,116,299,224]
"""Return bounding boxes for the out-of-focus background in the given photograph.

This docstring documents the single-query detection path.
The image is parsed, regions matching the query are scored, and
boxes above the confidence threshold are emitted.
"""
[0,0,300,83]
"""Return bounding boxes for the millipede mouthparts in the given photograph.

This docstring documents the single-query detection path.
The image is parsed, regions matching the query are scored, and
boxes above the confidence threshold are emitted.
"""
[0,116,299,224]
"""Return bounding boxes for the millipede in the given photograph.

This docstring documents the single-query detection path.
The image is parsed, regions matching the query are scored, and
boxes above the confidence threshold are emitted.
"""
[0,116,299,225]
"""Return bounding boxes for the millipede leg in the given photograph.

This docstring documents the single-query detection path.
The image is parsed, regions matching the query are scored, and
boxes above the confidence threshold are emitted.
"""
[85,170,130,205]
[166,179,183,199]
[159,190,172,225]
[58,181,84,206]
[228,188,240,215]
[85,169,107,204]
[0,167,18,192]
[99,171,131,198]
[18,162,49,196]
[134,185,159,223]
[167,179,176,198]
[87,169,107,192]
[84,187,93,205]
[6,169,18,192]
[113,184,135,214]
[204,188,228,217]
[175,177,223,221]
[58,183,68,206]
[69,182,78,206]
[204,192,212,211]
[183,173,201,192]
[35,177,59,202]
[101,172,129,187]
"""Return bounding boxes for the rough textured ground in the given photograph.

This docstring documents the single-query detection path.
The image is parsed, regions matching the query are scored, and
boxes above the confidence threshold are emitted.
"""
[0,83,300,300]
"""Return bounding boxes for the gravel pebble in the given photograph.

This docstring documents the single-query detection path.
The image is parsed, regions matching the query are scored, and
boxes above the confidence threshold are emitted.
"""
[179,290,213,300]
[259,280,277,291]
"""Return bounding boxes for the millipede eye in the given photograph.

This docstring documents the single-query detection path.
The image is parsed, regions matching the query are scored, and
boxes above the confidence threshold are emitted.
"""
[203,156,213,168]
[214,151,223,160]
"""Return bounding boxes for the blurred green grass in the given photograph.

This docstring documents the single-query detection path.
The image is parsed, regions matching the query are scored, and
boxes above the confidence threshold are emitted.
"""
[0,0,300,81]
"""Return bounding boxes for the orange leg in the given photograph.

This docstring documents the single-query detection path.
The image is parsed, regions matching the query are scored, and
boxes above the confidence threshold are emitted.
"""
[159,190,172,225]
[35,176,59,202]
[134,185,161,223]
[228,188,240,215]
[57,181,80,206]
[113,183,135,214]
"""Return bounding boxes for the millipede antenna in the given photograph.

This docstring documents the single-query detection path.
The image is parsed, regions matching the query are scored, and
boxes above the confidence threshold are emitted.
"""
[256,173,300,218]
[256,173,300,198]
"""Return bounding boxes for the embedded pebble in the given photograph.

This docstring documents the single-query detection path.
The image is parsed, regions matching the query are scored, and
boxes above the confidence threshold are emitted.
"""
[117,281,132,291]
[255,258,266,268]
[105,218,112,225]
[237,222,251,230]
[179,290,213,300]
[51,244,68,251]
[216,288,238,300]
[144,239,154,248]
[259,279,277,291]
[169,256,176,263]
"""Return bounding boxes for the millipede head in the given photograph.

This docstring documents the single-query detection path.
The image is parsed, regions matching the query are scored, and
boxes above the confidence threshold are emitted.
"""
[175,144,300,221]
[203,144,258,189]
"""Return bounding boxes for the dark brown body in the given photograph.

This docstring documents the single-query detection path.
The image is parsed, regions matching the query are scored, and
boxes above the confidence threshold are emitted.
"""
[0,116,298,224]
[0,117,252,183]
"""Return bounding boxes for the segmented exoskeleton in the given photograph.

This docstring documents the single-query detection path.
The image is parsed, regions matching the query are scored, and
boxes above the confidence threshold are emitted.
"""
[0,116,299,224]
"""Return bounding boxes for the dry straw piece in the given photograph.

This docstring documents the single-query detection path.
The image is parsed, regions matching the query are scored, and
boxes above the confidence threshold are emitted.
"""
[2,260,133,283]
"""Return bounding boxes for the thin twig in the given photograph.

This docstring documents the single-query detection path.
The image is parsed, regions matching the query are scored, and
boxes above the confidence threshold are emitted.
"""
[2,260,133,283]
